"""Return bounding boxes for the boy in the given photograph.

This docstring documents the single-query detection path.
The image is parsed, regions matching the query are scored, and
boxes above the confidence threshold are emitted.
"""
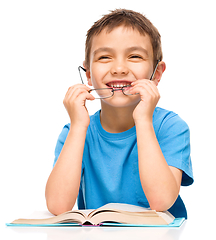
[45,9,193,218]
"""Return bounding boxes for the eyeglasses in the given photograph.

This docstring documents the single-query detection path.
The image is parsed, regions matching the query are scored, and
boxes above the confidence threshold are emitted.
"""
[78,67,137,99]
[78,60,160,99]
[89,85,136,99]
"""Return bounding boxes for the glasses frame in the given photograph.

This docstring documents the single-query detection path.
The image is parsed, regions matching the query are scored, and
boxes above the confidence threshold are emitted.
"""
[88,85,135,99]
[78,60,160,99]
[78,66,87,85]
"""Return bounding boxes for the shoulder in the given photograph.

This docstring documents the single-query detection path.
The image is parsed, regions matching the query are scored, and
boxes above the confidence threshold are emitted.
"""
[89,110,100,123]
[154,107,186,124]
[153,107,189,136]
[154,108,193,186]
[58,111,100,142]
[57,123,70,143]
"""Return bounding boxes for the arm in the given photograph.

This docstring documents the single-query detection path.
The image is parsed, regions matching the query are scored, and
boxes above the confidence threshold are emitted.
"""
[45,84,94,215]
[135,120,182,211]
[130,79,182,211]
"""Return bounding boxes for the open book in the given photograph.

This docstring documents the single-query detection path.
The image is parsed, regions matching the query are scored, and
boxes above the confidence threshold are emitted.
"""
[8,203,177,226]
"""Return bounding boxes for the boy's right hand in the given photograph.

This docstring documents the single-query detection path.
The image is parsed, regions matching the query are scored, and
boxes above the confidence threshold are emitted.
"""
[63,84,95,129]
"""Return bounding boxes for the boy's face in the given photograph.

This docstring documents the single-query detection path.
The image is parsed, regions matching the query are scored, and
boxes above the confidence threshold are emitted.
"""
[86,26,157,107]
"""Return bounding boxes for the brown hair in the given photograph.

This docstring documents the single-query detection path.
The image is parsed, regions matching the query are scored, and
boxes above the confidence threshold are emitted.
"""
[85,9,163,70]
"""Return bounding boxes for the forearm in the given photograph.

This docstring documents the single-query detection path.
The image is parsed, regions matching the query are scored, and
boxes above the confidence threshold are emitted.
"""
[136,121,180,211]
[45,125,87,215]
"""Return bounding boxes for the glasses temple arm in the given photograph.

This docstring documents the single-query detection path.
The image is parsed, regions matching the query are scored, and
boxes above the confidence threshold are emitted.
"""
[150,60,160,81]
[78,66,87,84]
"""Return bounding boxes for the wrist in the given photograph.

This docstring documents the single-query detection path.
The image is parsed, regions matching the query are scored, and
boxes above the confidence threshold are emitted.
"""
[135,119,154,134]
[134,117,153,126]
[69,124,88,135]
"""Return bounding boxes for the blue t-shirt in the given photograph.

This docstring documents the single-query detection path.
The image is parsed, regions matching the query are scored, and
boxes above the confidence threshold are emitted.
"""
[53,107,193,219]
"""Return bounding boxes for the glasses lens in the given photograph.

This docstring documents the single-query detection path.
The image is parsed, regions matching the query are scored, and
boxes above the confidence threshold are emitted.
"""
[89,88,113,99]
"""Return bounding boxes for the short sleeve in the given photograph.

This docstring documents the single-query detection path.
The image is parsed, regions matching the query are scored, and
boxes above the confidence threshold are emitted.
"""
[53,124,70,167]
[157,114,194,186]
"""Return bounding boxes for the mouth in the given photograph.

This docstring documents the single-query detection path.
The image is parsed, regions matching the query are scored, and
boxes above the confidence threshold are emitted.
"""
[106,81,132,88]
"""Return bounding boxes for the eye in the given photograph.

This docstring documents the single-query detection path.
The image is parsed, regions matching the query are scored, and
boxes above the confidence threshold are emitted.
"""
[97,55,112,63]
[129,55,143,59]
[98,56,110,60]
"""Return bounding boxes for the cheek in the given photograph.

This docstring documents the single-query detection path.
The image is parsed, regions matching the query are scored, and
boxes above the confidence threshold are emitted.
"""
[130,63,153,80]
[91,65,109,88]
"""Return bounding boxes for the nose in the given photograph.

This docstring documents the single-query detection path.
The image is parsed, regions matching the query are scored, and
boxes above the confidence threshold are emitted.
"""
[110,60,129,76]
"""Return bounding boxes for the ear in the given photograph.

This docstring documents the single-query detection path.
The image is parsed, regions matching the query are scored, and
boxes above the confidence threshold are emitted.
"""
[83,61,92,86]
[154,61,166,86]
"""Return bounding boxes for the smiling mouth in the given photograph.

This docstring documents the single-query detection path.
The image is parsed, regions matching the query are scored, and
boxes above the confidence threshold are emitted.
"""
[106,81,132,88]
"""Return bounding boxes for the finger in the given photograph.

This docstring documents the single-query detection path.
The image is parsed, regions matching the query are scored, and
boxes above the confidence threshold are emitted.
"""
[65,84,91,100]
[130,84,160,102]
[77,91,95,101]
[68,87,91,102]
[130,83,154,96]
[131,79,149,86]
[130,85,152,99]
[131,80,159,96]
[145,81,160,96]
[66,91,94,109]
[66,84,91,95]
[132,79,156,88]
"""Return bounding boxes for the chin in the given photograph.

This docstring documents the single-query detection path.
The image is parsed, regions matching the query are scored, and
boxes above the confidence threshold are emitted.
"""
[101,94,140,108]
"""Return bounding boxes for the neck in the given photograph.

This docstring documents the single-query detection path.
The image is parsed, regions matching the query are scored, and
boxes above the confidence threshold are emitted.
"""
[100,103,136,133]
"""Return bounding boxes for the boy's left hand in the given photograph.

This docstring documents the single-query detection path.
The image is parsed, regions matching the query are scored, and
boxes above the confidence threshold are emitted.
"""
[130,79,160,123]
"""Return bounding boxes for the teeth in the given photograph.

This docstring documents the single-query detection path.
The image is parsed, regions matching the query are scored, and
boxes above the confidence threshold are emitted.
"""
[110,83,130,88]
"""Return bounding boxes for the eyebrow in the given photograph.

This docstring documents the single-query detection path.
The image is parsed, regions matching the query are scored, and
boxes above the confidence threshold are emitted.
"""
[126,46,149,56]
[93,46,149,57]
[93,47,114,56]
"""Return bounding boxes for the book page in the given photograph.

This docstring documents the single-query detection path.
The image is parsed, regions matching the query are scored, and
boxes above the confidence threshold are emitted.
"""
[78,209,95,216]
[24,209,94,219]
[98,203,153,212]
[99,203,174,223]
[90,203,174,225]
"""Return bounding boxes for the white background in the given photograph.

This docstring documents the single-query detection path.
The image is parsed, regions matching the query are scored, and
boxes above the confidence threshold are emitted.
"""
[1,0,215,238]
